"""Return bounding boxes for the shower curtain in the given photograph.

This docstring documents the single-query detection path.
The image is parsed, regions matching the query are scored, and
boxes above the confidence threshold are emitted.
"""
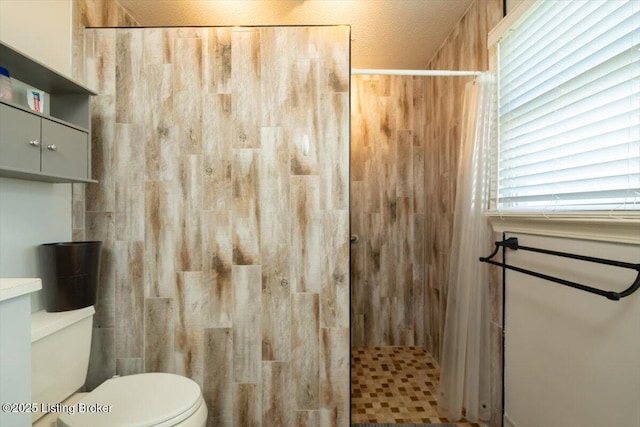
[438,73,494,422]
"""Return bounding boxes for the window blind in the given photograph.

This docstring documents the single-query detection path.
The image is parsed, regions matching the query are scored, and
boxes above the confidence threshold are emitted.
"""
[496,0,640,212]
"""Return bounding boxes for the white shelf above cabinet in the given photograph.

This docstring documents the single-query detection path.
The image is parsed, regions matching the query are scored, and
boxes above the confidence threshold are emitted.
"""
[0,42,96,96]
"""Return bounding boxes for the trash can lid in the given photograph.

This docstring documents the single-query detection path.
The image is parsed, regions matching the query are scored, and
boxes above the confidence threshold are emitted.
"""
[40,241,102,247]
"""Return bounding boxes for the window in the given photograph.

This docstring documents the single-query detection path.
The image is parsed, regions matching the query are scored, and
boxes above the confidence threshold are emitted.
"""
[493,0,639,213]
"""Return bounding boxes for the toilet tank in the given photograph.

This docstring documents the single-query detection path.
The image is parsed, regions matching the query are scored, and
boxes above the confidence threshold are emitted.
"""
[31,306,94,422]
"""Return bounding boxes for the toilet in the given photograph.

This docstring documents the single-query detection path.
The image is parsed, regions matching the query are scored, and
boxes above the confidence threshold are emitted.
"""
[31,306,207,426]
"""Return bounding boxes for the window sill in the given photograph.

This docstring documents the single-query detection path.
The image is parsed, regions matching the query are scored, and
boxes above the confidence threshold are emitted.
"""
[486,212,640,244]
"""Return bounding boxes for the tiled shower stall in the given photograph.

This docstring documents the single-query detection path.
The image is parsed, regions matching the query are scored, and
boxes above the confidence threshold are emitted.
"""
[350,0,503,424]
[70,0,505,425]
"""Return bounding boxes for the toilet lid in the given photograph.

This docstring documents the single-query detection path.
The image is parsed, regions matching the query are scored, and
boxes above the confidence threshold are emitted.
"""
[57,373,203,427]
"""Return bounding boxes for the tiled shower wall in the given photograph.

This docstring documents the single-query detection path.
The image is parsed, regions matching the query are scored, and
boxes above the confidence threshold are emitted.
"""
[81,26,350,426]
[71,0,140,242]
[71,0,139,85]
[350,75,426,347]
[350,0,502,356]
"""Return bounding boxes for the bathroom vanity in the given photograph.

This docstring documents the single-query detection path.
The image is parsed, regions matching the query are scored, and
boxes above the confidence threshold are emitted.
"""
[0,278,42,427]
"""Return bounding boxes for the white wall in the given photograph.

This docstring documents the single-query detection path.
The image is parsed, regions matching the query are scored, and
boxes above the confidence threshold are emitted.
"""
[0,179,71,299]
[504,233,640,427]
[0,0,73,311]
[497,4,640,424]
[0,0,72,77]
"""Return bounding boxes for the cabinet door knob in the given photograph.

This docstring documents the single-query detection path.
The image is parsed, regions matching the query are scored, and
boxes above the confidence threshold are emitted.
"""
[29,140,40,147]
[47,144,57,151]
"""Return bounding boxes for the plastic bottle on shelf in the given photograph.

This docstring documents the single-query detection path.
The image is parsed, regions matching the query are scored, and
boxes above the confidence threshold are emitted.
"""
[0,66,12,101]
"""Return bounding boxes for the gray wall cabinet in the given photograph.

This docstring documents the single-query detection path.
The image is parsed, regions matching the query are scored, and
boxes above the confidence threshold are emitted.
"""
[0,42,95,183]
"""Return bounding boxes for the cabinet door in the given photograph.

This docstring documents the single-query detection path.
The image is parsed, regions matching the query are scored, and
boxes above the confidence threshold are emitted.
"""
[41,119,88,179]
[0,103,41,171]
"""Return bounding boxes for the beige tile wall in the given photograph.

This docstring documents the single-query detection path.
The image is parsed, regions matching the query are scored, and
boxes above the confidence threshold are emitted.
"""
[350,0,503,360]
[71,0,139,244]
[70,0,139,395]
[350,75,426,347]
[80,26,350,427]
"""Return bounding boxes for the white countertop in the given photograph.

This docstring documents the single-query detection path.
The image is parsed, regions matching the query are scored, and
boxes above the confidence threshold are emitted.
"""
[0,278,42,302]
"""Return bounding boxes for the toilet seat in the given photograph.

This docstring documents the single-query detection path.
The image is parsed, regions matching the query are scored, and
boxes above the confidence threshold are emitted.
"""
[57,373,204,427]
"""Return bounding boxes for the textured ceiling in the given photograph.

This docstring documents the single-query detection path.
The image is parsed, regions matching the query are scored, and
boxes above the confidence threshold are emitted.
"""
[116,0,475,70]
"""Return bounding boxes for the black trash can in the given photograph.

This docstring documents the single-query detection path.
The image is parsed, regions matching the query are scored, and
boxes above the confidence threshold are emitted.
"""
[38,241,102,312]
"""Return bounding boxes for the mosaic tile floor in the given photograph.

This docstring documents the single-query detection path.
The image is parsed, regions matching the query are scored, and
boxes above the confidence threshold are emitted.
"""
[351,347,483,426]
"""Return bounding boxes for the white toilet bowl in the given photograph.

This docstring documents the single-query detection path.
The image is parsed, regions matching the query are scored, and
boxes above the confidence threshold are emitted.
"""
[56,373,207,427]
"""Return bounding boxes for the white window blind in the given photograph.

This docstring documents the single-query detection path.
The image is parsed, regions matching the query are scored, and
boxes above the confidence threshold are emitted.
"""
[496,0,640,212]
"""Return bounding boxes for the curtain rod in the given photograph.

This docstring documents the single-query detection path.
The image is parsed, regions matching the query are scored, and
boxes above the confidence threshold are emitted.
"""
[352,68,483,77]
